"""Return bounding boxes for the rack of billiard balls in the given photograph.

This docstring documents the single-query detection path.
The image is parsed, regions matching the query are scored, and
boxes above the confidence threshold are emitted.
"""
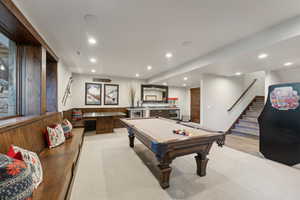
[173,129,190,136]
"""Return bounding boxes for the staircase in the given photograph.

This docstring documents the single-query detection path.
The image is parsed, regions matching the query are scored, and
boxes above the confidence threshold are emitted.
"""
[230,96,265,137]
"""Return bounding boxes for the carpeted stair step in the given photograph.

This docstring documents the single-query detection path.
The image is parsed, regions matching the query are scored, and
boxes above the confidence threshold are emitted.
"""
[231,127,259,136]
[235,123,259,131]
[254,99,264,103]
[252,102,265,107]
[249,104,264,109]
[245,111,261,118]
[248,106,263,112]
[238,119,259,128]
[255,99,265,102]
[255,102,264,105]
[229,96,264,137]
[242,115,258,122]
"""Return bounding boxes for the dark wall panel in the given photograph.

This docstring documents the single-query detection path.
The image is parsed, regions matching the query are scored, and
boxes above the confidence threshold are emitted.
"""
[20,45,42,115]
[46,61,58,112]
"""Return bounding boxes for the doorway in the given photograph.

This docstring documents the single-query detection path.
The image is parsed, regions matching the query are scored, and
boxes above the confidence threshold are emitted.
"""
[190,88,200,123]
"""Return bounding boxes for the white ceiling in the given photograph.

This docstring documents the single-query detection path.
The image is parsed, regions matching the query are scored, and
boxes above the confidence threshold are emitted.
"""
[208,36,300,76]
[12,0,300,83]
[164,35,300,87]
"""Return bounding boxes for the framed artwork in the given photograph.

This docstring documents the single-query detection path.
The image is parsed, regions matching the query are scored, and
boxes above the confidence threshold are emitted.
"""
[104,84,119,105]
[85,83,102,105]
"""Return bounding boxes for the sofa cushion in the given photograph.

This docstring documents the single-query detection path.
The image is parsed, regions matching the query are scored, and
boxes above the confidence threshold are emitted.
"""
[12,145,43,189]
[46,124,66,148]
[62,119,73,139]
[7,145,23,160]
[72,109,82,121]
[0,154,34,200]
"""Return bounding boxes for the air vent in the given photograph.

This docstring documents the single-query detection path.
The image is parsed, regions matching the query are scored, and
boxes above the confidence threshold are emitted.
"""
[93,78,111,83]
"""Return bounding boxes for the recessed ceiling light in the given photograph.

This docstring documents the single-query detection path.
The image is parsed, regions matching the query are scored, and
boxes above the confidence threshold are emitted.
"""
[147,65,152,70]
[163,82,167,86]
[90,58,97,63]
[0,65,5,71]
[165,52,173,59]
[183,83,187,87]
[235,72,242,76]
[88,37,97,45]
[91,69,96,73]
[135,73,140,77]
[183,77,188,81]
[258,53,268,59]
[284,62,293,66]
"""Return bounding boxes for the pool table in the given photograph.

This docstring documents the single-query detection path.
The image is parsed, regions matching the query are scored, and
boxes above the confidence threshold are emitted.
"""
[121,117,225,189]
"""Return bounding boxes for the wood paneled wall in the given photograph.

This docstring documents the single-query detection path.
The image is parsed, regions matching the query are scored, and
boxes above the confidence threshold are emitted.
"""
[41,47,47,113]
[46,61,58,112]
[19,46,57,116]
[0,112,62,154]
[20,45,42,115]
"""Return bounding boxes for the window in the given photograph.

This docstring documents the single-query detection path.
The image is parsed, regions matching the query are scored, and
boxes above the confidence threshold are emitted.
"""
[0,33,17,117]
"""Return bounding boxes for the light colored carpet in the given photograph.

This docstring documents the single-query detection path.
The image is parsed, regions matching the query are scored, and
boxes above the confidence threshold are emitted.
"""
[70,129,300,200]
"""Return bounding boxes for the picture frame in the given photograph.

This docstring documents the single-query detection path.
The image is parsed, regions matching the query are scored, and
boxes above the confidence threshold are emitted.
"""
[104,84,119,105]
[141,84,168,103]
[85,83,102,105]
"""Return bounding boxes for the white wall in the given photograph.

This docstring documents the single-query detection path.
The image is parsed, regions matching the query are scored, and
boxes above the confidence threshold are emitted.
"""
[71,74,143,108]
[265,70,282,97]
[200,72,265,132]
[265,67,300,90]
[265,67,300,98]
[264,67,300,100]
[275,67,300,83]
[244,71,265,96]
[71,74,190,115]
[57,62,73,111]
[201,74,244,131]
[168,86,190,116]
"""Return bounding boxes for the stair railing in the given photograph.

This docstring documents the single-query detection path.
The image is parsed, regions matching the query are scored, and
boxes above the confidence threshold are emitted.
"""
[227,79,257,112]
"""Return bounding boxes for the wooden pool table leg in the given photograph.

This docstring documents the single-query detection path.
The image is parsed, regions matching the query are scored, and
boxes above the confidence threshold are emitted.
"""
[128,135,135,148]
[127,128,135,148]
[195,153,209,177]
[158,160,172,189]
